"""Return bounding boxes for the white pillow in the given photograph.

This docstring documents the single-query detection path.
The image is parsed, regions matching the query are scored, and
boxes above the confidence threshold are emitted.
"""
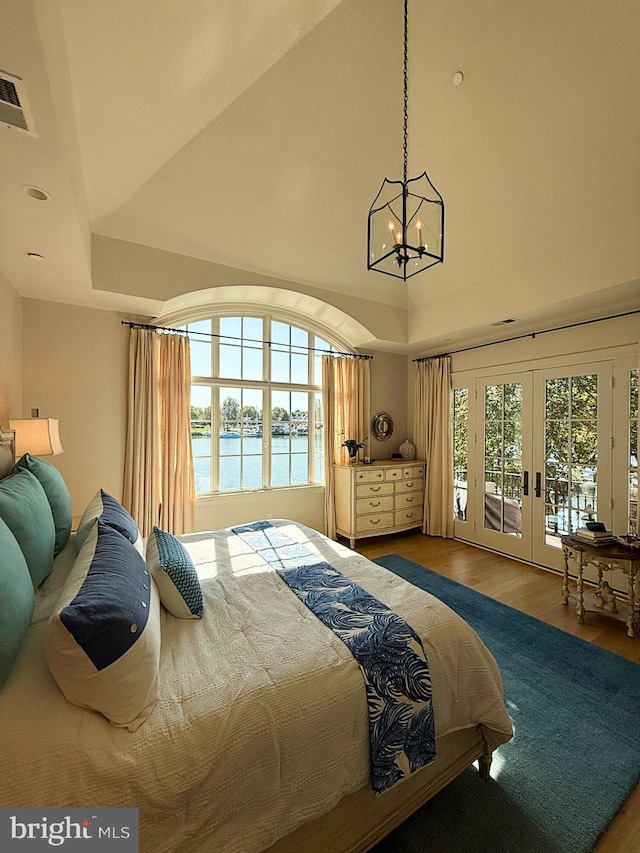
[45,519,161,731]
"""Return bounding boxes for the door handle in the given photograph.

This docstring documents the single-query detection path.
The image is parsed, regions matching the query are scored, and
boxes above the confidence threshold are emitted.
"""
[523,471,529,497]
[535,472,542,498]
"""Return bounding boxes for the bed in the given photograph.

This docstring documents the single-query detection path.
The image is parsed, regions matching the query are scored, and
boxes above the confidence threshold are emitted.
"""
[0,425,512,853]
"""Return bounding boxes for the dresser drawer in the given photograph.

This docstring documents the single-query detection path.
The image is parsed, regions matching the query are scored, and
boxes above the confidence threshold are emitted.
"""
[385,468,403,481]
[356,482,394,498]
[356,469,385,483]
[403,465,425,480]
[395,509,422,526]
[395,492,423,510]
[356,495,394,514]
[396,478,423,494]
[356,512,394,533]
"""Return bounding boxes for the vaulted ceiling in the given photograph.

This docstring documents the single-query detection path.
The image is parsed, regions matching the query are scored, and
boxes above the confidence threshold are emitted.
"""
[1,0,638,353]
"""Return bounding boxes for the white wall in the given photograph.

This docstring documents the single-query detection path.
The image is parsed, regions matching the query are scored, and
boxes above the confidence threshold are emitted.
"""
[449,314,639,375]
[22,299,130,515]
[0,270,23,427]
[367,350,410,460]
[19,298,412,531]
[13,294,638,534]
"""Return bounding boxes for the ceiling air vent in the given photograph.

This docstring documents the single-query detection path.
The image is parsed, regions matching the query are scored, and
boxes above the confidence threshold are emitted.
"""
[490,318,519,326]
[0,70,36,136]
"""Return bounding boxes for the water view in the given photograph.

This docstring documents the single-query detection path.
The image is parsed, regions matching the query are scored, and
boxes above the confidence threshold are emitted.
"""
[192,432,325,492]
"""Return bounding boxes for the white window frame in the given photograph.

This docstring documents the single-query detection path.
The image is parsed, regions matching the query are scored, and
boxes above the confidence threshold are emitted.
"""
[179,310,351,496]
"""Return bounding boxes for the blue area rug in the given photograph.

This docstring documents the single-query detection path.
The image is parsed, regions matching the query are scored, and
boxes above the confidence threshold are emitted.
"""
[371,555,640,853]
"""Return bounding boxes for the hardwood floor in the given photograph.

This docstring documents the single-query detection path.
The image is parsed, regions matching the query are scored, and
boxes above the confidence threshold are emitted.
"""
[355,531,640,853]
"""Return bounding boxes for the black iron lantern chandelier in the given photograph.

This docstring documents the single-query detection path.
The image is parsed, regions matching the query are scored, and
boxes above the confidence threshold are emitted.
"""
[367,0,444,280]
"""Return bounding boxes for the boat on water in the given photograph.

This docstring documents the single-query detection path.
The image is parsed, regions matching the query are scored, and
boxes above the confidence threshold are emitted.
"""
[219,430,241,438]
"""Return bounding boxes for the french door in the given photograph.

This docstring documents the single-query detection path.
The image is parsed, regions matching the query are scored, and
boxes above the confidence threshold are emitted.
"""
[456,361,613,572]
[473,372,533,561]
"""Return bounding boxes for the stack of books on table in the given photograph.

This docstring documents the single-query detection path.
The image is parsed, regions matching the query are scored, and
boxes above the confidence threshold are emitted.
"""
[574,527,617,545]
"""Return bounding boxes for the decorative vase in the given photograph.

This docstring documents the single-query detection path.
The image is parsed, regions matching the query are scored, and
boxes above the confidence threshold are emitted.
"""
[347,446,359,462]
[399,439,416,460]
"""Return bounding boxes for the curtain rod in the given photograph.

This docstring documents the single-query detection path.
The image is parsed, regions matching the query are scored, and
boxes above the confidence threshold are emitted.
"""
[121,320,373,360]
[412,309,640,362]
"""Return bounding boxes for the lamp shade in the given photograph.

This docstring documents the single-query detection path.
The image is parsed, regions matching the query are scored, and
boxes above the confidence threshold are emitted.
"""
[9,418,64,458]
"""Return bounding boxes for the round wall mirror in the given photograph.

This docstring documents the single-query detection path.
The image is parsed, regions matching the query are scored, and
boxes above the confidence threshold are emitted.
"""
[372,412,394,441]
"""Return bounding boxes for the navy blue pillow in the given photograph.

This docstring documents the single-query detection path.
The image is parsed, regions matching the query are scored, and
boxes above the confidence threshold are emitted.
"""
[61,521,151,669]
[46,519,161,731]
[75,489,142,554]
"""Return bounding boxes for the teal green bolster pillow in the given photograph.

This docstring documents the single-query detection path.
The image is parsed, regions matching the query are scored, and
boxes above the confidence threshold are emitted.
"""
[0,468,56,587]
[14,453,72,556]
[0,517,35,689]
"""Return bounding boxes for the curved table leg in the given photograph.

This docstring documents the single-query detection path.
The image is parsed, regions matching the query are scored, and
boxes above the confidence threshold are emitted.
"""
[575,558,585,624]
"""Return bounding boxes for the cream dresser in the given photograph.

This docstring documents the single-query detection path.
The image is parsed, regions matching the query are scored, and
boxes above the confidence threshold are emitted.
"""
[333,459,426,548]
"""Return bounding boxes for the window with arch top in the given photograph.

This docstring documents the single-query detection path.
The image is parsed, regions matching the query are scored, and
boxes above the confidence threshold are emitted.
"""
[181,313,345,495]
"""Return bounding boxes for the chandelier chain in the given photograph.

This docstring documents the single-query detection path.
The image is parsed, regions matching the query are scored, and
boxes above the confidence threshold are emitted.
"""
[366,0,444,279]
[402,0,408,186]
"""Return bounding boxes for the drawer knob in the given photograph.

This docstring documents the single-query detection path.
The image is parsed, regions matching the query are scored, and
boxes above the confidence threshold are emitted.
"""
[371,486,381,492]
[370,518,380,525]
[371,501,380,507]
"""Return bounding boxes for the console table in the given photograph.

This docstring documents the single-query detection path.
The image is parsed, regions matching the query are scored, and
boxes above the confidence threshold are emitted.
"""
[561,535,640,638]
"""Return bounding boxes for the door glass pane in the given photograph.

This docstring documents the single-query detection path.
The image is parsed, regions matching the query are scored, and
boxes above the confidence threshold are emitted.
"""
[483,383,523,536]
[630,369,638,536]
[452,389,468,521]
[544,373,598,544]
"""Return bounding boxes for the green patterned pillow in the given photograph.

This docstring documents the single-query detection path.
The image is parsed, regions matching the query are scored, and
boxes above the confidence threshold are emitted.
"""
[145,527,203,619]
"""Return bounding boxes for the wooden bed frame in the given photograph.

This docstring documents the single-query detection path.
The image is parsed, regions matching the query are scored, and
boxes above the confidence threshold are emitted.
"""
[267,727,491,852]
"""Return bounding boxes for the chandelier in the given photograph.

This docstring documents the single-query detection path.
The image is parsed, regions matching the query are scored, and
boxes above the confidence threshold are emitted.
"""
[367,0,444,280]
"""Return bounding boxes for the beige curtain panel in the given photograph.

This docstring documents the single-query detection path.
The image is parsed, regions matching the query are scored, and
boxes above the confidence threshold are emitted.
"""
[123,328,195,537]
[322,355,371,539]
[414,356,454,538]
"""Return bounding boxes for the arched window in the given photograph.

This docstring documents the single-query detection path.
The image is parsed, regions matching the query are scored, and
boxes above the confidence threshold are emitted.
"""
[180,313,346,495]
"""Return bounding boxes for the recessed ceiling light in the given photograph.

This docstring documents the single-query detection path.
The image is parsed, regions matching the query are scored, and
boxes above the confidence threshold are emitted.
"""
[26,252,44,260]
[22,185,51,201]
[453,71,464,86]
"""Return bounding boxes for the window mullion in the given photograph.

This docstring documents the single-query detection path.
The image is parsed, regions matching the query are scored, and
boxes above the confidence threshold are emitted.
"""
[190,311,346,496]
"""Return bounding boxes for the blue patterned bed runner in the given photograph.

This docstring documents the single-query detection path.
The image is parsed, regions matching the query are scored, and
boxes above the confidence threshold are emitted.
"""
[232,520,435,793]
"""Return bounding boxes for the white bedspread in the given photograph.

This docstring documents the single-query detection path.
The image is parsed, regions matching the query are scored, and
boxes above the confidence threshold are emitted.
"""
[0,521,512,853]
